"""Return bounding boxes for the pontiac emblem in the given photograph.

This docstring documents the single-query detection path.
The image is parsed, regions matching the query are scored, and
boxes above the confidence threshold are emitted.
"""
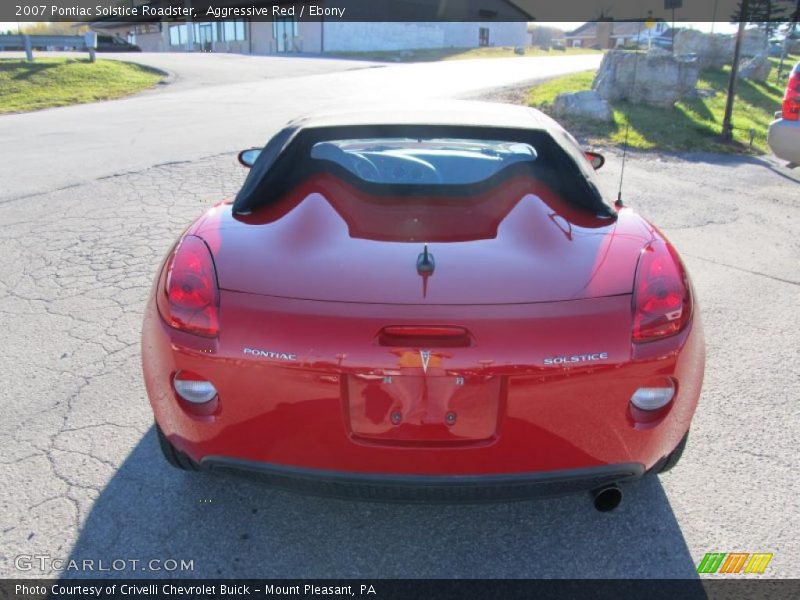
[420,350,431,374]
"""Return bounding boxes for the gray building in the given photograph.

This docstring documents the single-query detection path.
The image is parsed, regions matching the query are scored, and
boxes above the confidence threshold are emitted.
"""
[98,20,528,54]
[93,0,530,54]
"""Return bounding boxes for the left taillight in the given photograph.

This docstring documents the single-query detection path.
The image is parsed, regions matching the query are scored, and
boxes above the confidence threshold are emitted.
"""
[157,235,219,337]
[632,239,692,343]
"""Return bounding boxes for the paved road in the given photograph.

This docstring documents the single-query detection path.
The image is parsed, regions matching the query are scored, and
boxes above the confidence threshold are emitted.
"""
[1,147,797,579]
[0,52,600,201]
[1,52,799,579]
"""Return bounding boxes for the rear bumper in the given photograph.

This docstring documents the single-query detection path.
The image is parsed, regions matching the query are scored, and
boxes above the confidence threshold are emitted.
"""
[768,118,800,164]
[143,289,705,477]
[200,456,645,502]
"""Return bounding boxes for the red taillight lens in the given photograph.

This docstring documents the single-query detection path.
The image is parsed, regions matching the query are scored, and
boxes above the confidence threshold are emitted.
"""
[632,240,692,343]
[157,235,219,337]
[782,71,800,121]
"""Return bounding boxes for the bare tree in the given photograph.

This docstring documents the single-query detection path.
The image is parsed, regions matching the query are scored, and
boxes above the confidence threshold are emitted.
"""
[528,26,565,47]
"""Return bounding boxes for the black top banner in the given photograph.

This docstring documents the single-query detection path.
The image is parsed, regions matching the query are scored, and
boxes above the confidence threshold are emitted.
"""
[3,0,799,23]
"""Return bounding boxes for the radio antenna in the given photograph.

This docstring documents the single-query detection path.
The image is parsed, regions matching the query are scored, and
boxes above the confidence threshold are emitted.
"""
[615,17,646,208]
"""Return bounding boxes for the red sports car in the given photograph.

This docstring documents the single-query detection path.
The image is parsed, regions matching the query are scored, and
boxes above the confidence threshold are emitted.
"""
[142,103,704,511]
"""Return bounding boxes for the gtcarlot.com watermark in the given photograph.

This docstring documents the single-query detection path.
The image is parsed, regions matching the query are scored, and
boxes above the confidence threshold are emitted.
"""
[15,554,194,573]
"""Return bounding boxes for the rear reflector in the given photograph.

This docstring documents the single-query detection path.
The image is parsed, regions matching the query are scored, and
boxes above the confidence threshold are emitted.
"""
[173,371,217,404]
[630,383,675,411]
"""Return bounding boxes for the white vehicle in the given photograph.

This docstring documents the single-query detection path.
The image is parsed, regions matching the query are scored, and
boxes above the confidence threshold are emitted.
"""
[767,62,800,166]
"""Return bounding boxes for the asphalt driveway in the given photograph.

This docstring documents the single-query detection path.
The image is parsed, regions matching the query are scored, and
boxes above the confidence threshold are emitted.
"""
[0,50,797,579]
[0,142,797,578]
[0,52,601,201]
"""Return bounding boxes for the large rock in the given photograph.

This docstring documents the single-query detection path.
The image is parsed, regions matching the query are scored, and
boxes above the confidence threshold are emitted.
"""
[592,49,700,108]
[674,28,768,69]
[674,29,733,68]
[740,29,768,58]
[553,90,613,122]
[738,53,772,82]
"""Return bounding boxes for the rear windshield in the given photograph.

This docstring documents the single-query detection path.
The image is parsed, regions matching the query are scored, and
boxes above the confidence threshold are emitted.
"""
[310,138,537,185]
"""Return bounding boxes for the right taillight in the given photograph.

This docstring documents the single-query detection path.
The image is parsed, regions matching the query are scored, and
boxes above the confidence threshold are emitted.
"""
[782,69,800,121]
[632,239,692,343]
[156,235,219,337]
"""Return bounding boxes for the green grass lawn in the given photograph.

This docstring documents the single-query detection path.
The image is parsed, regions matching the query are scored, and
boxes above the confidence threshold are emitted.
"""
[0,57,165,114]
[526,55,798,154]
[330,46,602,63]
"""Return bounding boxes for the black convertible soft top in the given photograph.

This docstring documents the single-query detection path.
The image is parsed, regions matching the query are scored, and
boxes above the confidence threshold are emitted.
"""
[233,101,614,217]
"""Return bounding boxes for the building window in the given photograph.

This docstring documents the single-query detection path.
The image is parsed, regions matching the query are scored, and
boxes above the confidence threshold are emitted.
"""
[479,27,490,47]
[132,23,160,35]
[221,20,247,42]
[170,21,247,47]
[272,17,299,39]
[169,24,187,46]
[273,17,298,52]
[194,22,216,50]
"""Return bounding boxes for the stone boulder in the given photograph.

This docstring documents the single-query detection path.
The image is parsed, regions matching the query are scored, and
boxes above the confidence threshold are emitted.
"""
[592,49,700,108]
[646,46,673,58]
[674,28,768,69]
[553,90,613,122]
[693,88,717,98]
[738,53,772,82]
[740,29,768,58]
[674,29,733,68]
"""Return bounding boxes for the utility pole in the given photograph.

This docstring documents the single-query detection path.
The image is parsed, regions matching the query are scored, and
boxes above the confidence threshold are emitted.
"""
[664,0,683,54]
[721,3,748,142]
[711,0,719,33]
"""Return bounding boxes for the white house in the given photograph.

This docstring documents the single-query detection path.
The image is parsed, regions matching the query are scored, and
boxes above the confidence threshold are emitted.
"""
[565,20,670,49]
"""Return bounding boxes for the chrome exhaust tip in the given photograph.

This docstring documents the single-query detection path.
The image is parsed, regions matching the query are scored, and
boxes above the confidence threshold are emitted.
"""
[591,485,623,512]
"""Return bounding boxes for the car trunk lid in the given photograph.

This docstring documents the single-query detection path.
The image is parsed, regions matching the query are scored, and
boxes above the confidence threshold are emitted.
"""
[197,175,652,305]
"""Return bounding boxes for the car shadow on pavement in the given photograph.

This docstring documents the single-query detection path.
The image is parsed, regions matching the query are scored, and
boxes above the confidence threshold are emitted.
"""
[64,427,701,579]
[679,151,800,184]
